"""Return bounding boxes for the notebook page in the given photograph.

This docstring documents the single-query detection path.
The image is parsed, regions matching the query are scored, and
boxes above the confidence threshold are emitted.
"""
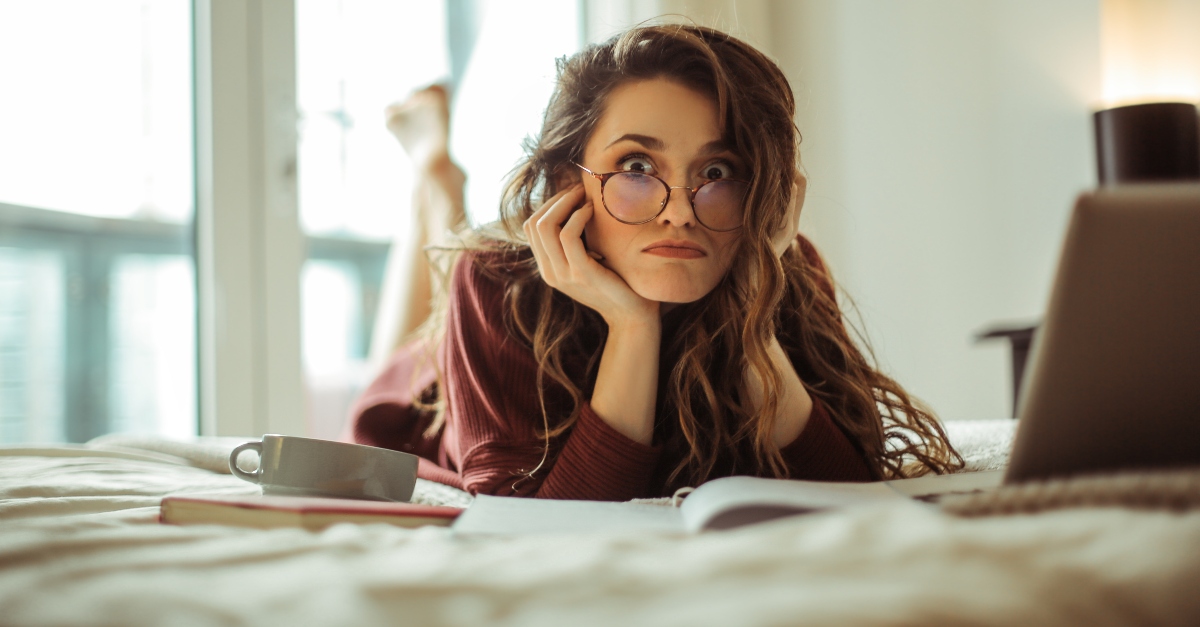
[453,494,684,535]
[679,476,903,532]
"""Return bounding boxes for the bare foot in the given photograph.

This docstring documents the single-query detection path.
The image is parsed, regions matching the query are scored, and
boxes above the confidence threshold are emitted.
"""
[385,85,452,167]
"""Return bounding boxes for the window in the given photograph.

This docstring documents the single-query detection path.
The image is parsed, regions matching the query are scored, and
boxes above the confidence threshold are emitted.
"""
[0,0,195,443]
[1,1,584,443]
[296,1,581,438]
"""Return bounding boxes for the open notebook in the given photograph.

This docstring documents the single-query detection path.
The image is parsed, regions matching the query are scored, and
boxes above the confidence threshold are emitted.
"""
[452,471,1002,535]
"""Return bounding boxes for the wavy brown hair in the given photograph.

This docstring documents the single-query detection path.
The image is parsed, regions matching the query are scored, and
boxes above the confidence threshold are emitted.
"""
[425,23,961,486]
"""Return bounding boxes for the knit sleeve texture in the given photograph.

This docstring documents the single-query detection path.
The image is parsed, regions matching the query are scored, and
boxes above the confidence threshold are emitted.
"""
[778,397,873,482]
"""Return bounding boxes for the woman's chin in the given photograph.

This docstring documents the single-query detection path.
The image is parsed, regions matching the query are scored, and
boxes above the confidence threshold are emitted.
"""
[617,263,725,305]
[629,282,713,305]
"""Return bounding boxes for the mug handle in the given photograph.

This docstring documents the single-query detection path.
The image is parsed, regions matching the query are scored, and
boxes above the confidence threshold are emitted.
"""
[229,441,263,483]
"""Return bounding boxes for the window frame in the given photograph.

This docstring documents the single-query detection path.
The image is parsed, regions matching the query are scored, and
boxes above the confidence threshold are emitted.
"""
[194,0,304,437]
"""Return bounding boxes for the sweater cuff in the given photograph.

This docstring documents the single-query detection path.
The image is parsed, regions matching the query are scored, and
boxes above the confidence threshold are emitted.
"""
[779,398,873,482]
[536,401,662,501]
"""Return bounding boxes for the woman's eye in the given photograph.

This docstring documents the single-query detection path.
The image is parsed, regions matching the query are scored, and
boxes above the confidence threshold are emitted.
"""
[701,162,734,180]
[618,156,654,174]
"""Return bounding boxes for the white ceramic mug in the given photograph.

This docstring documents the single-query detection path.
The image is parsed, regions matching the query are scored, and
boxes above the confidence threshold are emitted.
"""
[229,435,419,502]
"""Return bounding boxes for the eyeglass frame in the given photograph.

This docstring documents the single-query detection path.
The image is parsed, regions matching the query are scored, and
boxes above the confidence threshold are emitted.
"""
[572,162,749,232]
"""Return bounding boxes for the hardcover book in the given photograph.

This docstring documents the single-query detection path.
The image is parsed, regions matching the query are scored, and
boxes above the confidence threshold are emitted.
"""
[160,494,464,531]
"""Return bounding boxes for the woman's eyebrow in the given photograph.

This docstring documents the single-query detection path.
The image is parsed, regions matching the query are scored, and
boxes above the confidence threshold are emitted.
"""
[604,134,734,157]
[699,139,733,154]
[605,133,665,151]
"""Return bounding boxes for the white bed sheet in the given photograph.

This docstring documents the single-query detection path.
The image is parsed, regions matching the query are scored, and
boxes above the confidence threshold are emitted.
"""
[2,421,1199,626]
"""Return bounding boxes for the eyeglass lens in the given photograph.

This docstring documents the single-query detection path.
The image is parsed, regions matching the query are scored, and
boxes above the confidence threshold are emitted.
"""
[605,172,746,231]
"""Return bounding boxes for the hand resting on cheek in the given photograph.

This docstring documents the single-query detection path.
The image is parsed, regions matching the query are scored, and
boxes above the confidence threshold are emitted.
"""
[772,168,807,259]
[523,185,660,329]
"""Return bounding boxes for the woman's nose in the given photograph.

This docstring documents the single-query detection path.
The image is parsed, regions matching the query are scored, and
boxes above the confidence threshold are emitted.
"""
[657,186,698,227]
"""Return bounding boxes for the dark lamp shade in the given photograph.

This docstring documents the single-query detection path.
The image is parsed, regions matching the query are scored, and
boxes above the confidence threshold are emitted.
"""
[1094,102,1200,185]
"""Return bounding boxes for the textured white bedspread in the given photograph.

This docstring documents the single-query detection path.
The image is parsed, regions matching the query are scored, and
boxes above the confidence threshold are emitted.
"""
[2,422,1199,626]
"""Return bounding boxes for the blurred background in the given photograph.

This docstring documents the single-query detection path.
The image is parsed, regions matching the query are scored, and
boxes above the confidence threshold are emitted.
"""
[1,0,1196,443]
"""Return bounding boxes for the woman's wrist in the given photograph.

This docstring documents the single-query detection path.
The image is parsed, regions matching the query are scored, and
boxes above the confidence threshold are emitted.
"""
[590,318,661,446]
[603,308,661,336]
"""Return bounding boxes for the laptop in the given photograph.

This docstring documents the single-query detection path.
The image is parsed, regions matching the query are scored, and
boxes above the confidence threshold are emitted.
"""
[1004,183,1200,484]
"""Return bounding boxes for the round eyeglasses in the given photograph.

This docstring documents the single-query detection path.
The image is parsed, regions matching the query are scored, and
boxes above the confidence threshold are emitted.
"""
[573,162,748,232]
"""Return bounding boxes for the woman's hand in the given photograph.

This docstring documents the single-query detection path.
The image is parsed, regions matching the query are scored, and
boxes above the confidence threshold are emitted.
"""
[526,185,662,445]
[524,185,659,328]
[771,168,807,258]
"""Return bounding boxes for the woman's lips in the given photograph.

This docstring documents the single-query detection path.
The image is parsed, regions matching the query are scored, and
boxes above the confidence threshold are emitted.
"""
[643,240,706,259]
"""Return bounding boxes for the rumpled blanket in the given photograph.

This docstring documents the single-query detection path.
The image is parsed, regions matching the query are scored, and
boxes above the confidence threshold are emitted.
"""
[3,420,1199,626]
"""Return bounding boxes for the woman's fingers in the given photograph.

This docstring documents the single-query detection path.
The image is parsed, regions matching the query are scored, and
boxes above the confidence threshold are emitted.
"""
[555,199,644,316]
[525,185,577,226]
[792,166,807,225]
[524,217,551,281]
[536,187,584,282]
[536,186,584,242]
[525,186,654,323]
[773,168,807,258]
[559,201,594,271]
[525,185,585,286]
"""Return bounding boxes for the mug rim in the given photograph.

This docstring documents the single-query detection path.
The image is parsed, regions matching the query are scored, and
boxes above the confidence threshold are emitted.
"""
[258,434,418,459]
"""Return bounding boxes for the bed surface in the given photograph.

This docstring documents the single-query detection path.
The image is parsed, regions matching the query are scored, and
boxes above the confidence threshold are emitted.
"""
[2,420,1199,626]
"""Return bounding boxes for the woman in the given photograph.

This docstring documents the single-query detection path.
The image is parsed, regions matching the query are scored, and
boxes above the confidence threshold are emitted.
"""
[348,24,962,501]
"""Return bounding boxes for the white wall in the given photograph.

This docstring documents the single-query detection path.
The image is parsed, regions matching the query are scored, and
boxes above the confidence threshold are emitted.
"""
[586,0,1102,420]
[770,1,1101,420]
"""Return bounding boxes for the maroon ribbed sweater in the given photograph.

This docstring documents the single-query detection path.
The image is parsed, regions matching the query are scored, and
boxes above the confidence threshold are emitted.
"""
[347,236,873,501]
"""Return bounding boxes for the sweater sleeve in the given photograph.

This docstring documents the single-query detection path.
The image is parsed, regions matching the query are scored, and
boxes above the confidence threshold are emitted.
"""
[782,234,873,481]
[778,398,873,482]
[442,252,662,500]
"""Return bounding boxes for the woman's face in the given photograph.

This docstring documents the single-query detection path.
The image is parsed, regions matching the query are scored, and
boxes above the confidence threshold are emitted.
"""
[578,78,743,305]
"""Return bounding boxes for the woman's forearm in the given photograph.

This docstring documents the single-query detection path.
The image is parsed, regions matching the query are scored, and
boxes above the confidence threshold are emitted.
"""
[589,319,661,446]
[746,335,814,448]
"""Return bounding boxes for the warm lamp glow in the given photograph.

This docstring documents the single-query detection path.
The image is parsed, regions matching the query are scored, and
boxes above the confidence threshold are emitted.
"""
[1101,0,1200,107]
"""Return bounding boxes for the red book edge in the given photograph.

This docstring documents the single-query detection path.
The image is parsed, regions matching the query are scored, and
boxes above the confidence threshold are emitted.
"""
[159,494,464,524]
